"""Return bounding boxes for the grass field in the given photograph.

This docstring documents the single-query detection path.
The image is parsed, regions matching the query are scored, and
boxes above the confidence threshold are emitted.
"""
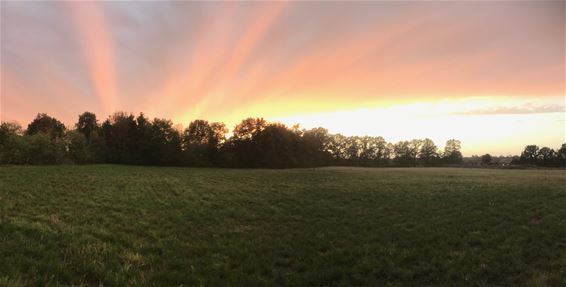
[0,165,565,286]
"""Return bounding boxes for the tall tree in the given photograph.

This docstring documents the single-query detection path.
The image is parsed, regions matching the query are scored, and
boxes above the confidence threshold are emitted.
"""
[443,139,463,164]
[209,122,228,148]
[75,112,98,142]
[149,118,182,165]
[419,138,438,166]
[101,112,138,163]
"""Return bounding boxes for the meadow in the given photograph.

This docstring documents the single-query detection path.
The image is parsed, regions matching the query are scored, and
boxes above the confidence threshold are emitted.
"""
[0,165,564,286]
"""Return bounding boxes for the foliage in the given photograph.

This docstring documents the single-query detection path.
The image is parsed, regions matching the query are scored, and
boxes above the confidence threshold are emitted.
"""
[1,111,563,167]
[76,111,98,142]
[443,139,463,164]
[26,113,66,139]
[514,144,564,167]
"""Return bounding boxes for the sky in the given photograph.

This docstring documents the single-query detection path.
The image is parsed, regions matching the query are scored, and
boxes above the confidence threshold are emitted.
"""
[1,1,564,155]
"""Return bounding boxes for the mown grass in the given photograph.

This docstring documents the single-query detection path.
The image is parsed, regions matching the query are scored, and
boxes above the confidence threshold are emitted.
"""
[0,165,565,286]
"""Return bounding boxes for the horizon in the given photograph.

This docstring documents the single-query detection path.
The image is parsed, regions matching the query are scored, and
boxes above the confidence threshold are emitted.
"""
[1,1,564,156]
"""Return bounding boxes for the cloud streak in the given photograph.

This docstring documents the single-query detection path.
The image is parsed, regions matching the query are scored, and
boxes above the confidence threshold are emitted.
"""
[452,103,565,116]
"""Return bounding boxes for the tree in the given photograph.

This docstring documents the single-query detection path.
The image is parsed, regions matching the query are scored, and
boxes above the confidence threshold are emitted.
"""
[184,120,212,147]
[87,131,107,163]
[101,112,138,163]
[419,138,437,166]
[327,134,348,161]
[302,127,331,166]
[408,139,422,166]
[232,118,267,141]
[358,136,378,164]
[26,113,66,139]
[182,120,228,166]
[210,122,228,148]
[253,123,302,168]
[149,118,182,165]
[76,112,98,142]
[384,143,394,164]
[520,145,539,165]
[443,139,463,164]
[345,136,361,162]
[226,118,269,167]
[0,121,22,139]
[374,137,390,165]
[537,147,556,167]
[0,122,23,164]
[0,121,23,148]
[64,130,91,164]
[25,133,65,164]
[393,141,412,166]
[481,154,492,165]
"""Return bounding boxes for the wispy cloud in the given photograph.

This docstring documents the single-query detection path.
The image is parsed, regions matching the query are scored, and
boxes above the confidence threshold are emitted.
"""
[453,103,565,115]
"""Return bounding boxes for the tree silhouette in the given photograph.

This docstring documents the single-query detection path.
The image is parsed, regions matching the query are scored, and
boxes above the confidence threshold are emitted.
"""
[443,139,463,164]
[76,112,98,142]
[101,112,138,163]
[232,117,267,141]
[26,113,66,139]
[5,110,564,168]
[520,145,539,165]
[419,138,438,166]
[537,147,556,166]
[394,141,412,166]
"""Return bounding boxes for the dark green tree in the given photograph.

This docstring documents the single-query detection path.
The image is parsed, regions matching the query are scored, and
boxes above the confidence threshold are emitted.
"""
[76,112,98,142]
[26,113,66,139]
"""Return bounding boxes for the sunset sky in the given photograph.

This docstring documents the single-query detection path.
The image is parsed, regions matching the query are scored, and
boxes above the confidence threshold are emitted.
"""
[1,1,564,155]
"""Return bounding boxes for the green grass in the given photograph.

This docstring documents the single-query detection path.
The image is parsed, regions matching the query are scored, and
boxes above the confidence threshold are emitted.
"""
[0,165,565,286]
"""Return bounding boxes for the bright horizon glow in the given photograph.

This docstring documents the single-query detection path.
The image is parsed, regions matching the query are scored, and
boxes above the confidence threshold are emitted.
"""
[272,97,565,156]
[1,1,564,156]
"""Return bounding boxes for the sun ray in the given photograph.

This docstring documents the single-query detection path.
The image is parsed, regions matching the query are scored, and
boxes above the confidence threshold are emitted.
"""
[67,1,117,114]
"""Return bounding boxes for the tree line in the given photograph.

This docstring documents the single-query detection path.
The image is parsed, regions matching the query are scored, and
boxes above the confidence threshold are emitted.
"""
[1,112,564,168]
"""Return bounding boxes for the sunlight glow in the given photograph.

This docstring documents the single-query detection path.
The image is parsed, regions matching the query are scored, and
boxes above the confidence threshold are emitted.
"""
[272,97,565,156]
